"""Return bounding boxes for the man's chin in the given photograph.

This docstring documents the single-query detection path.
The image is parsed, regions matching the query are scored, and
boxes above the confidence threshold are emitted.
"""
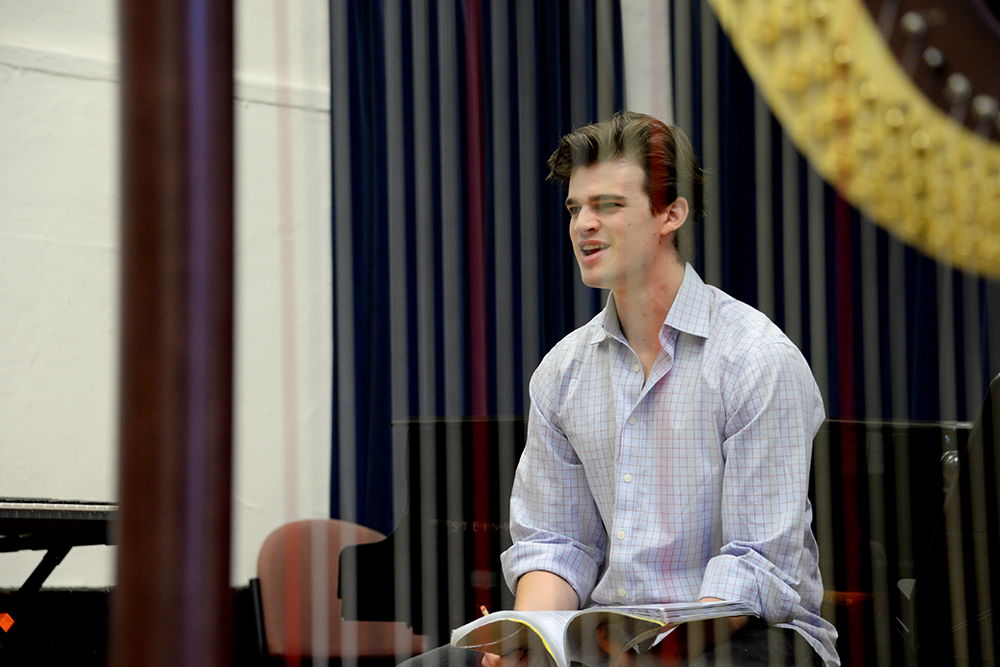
[579,272,613,290]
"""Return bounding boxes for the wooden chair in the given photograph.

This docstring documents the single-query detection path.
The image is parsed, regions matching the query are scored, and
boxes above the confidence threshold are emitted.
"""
[252,519,427,666]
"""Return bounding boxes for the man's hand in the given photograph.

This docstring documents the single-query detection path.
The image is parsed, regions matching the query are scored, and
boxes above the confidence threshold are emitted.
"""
[594,622,638,666]
[479,572,579,667]
[481,649,526,667]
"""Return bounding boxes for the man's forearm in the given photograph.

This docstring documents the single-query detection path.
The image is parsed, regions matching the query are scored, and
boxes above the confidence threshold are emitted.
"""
[513,571,579,611]
[480,572,576,667]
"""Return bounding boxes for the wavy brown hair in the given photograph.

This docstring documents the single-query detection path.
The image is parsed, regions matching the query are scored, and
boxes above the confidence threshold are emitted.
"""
[547,111,704,247]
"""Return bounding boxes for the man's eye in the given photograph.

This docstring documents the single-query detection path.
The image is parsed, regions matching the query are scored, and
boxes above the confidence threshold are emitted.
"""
[598,202,621,212]
[568,207,580,216]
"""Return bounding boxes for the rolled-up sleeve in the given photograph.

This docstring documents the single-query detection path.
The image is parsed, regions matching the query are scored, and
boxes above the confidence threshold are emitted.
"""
[698,340,825,623]
[501,389,607,606]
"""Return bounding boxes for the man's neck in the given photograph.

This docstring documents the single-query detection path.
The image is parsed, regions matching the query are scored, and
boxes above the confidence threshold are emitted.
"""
[613,260,686,377]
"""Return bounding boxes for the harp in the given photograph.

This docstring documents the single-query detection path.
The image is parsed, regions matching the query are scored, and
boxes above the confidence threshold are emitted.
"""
[706,0,1000,277]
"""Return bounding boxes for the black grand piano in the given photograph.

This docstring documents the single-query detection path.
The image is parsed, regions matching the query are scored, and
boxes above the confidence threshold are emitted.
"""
[340,378,1000,665]
[339,417,526,646]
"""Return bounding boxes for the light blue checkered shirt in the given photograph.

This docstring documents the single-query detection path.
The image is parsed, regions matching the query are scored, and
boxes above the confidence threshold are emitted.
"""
[501,264,839,665]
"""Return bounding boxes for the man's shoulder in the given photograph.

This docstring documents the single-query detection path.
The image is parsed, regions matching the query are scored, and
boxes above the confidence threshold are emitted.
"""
[699,286,819,393]
[704,284,796,352]
[530,313,606,387]
[539,314,603,363]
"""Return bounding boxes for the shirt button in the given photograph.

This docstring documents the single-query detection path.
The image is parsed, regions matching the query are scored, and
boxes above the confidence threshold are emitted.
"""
[628,416,637,425]
[618,588,627,598]
[617,530,625,540]
[623,473,632,482]
[631,363,641,372]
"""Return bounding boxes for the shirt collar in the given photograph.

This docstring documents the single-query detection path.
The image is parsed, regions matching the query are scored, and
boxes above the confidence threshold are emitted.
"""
[592,292,625,345]
[591,263,712,346]
[663,263,712,340]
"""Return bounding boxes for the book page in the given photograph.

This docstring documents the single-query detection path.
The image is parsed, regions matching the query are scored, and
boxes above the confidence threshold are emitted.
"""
[576,600,756,625]
[565,601,757,666]
[564,611,666,664]
[451,610,577,667]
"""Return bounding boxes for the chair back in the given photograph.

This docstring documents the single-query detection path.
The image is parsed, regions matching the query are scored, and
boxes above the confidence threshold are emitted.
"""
[257,519,426,659]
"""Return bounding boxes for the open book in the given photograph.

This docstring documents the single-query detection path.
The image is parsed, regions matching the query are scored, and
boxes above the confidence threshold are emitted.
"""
[450,600,756,667]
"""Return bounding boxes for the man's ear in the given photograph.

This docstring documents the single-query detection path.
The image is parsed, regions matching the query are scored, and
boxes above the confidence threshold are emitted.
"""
[659,197,689,237]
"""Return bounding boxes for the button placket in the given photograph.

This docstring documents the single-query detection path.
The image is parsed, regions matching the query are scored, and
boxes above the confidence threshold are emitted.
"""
[613,341,644,606]
[616,392,643,604]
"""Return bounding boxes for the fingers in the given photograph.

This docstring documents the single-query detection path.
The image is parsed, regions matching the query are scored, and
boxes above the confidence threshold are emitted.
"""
[595,624,634,666]
[595,623,614,655]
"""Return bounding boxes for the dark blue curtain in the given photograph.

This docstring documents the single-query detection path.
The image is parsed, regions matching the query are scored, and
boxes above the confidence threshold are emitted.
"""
[330,0,624,534]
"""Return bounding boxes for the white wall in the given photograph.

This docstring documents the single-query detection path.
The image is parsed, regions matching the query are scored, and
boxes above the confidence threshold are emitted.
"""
[620,0,673,123]
[0,1,332,588]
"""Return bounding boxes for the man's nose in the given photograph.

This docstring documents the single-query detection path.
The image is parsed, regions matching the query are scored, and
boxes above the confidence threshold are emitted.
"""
[574,208,600,232]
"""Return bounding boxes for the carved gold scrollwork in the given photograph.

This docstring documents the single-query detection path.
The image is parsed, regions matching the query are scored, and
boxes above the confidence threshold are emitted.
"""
[705,0,1000,277]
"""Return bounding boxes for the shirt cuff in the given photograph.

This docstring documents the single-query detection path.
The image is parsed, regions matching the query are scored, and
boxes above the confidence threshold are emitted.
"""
[501,541,600,607]
[698,554,799,623]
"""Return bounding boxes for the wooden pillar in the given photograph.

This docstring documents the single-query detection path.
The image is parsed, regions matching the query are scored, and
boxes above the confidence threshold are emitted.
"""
[113,1,234,666]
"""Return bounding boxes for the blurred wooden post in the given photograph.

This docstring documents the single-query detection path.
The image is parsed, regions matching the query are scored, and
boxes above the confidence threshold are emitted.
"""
[113,1,234,666]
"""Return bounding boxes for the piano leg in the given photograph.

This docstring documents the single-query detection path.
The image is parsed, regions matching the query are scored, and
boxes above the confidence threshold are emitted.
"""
[0,543,72,648]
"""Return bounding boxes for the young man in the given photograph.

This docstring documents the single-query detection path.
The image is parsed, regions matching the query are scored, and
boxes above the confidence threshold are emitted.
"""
[403,112,838,667]
[496,112,838,666]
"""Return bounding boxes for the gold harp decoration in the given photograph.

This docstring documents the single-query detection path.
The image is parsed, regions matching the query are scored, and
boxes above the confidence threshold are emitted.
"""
[704,0,1000,278]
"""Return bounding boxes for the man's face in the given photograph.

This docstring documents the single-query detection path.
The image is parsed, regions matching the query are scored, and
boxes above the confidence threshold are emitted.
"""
[565,159,671,293]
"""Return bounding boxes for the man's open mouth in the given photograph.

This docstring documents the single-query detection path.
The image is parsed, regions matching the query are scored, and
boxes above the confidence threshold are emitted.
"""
[582,244,607,257]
